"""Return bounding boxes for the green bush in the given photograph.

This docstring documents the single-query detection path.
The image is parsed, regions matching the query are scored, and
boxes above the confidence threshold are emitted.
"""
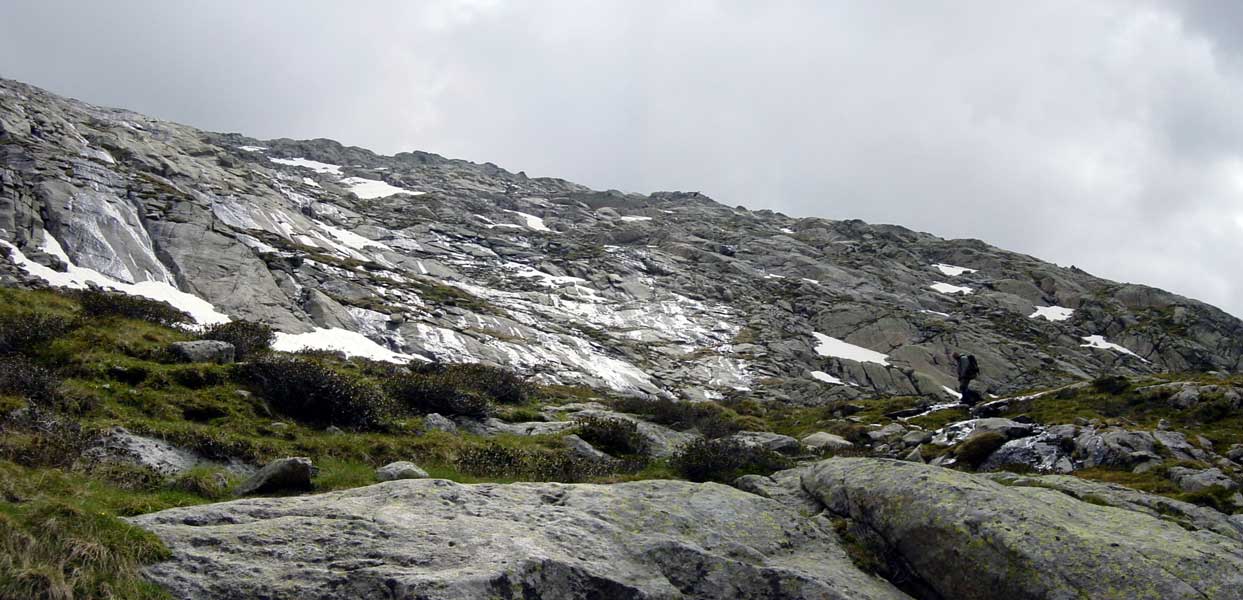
[75,289,193,327]
[198,320,274,360]
[670,437,792,483]
[612,396,742,438]
[0,312,73,354]
[953,432,1007,470]
[454,442,629,482]
[1091,375,1131,395]
[574,415,647,455]
[0,354,60,403]
[386,373,492,418]
[238,355,391,430]
[408,362,531,405]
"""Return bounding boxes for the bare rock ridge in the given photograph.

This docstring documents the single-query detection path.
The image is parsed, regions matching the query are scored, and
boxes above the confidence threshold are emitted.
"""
[1,78,1240,404]
[128,458,1243,600]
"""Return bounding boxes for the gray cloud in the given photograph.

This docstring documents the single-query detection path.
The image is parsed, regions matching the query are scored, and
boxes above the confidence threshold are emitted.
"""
[3,0,1241,317]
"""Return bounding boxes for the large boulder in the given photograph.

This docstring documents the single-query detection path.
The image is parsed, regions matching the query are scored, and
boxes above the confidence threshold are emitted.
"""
[376,461,428,482]
[1073,427,1157,468]
[168,340,235,364]
[799,458,1243,600]
[129,479,908,600]
[1168,467,1240,493]
[802,431,854,452]
[78,426,249,476]
[727,431,801,454]
[235,457,316,496]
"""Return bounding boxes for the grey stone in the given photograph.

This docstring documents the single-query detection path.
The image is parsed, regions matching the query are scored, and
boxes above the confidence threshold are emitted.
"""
[235,457,316,496]
[376,461,428,481]
[168,340,235,364]
[1168,467,1239,493]
[728,431,801,454]
[1074,428,1157,468]
[931,418,1036,446]
[129,478,908,600]
[421,413,458,433]
[802,431,854,452]
[1227,444,1243,463]
[78,426,238,476]
[800,458,1243,600]
[563,434,611,461]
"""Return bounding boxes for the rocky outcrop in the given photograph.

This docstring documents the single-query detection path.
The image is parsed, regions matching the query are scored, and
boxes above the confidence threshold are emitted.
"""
[129,478,908,600]
[235,457,316,496]
[77,426,250,476]
[3,78,1241,406]
[375,461,428,481]
[797,458,1243,600]
[168,340,235,364]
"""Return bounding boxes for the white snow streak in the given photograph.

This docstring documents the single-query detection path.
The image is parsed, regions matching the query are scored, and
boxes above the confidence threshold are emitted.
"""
[810,370,844,385]
[270,157,343,175]
[506,210,552,232]
[340,176,424,199]
[273,328,415,363]
[811,332,891,366]
[932,263,977,277]
[1080,335,1148,362]
[930,282,973,295]
[1030,306,1074,321]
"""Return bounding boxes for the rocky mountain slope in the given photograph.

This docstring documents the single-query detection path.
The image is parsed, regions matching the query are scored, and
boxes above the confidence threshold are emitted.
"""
[2,78,1241,406]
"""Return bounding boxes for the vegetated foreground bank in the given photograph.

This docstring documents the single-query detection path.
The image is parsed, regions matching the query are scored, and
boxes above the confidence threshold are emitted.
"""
[1,285,1241,599]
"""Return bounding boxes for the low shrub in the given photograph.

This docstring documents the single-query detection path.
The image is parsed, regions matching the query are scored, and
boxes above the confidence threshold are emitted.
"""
[670,437,792,483]
[386,373,492,418]
[953,432,1007,470]
[574,415,647,456]
[1091,375,1131,395]
[454,443,625,482]
[0,354,60,403]
[612,397,742,438]
[237,355,391,430]
[407,362,531,405]
[76,289,193,327]
[198,320,274,360]
[0,312,73,354]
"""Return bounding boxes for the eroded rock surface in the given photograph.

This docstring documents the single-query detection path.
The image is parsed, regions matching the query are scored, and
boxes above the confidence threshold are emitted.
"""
[129,478,908,600]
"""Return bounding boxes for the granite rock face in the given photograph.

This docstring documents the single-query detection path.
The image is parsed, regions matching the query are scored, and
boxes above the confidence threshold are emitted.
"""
[2,78,1241,406]
[128,478,909,600]
[789,458,1243,600]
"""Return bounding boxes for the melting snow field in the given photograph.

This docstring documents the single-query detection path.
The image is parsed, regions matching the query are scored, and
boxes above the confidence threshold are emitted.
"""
[932,264,977,277]
[930,282,973,295]
[810,370,845,385]
[506,210,552,232]
[273,328,415,363]
[1,237,229,325]
[1030,306,1075,321]
[1081,335,1148,362]
[341,177,424,199]
[270,157,343,175]
[812,332,891,366]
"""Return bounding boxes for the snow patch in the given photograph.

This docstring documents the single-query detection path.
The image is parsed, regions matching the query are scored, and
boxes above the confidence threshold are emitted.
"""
[302,177,321,188]
[930,282,973,295]
[273,328,414,363]
[619,216,652,222]
[1,236,229,325]
[270,157,342,175]
[810,370,844,385]
[1030,306,1074,322]
[1080,335,1148,362]
[779,227,795,234]
[812,332,890,366]
[340,176,424,199]
[317,222,392,252]
[933,263,977,277]
[506,210,552,232]
[942,386,963,400]
[238,146,266,152]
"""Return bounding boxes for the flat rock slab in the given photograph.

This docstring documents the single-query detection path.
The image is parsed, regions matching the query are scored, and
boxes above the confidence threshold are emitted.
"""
[128,479,908,600]
[802,458,1243,600]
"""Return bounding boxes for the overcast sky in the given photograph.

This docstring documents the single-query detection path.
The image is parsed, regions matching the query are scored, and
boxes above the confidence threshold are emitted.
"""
[2,1,1241,318]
